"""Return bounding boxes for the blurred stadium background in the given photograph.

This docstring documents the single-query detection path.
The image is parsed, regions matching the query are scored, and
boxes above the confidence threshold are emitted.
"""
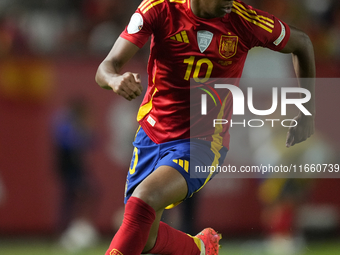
[0,0,340,254]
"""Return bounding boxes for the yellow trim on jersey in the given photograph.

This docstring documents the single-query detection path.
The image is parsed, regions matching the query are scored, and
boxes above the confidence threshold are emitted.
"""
[138,0,149,8]
[153,68,157,84]
[233,1,274,24]
[169,0,186,3]
[137,88,158,121]
[232,8,273,33]
[140,0,165,14]
[139,0,186,13]
[233,4,274,28]
[195,92,231,194]
[139,0,156,10]
[232,1,274,33]
[258,15,274,24]
[233,1,257,14]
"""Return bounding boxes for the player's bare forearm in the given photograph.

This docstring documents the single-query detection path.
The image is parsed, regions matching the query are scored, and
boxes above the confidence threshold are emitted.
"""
[96,60,121,90]
[281,26,315,114]
[95,37,143,100]
[280,26,316,147]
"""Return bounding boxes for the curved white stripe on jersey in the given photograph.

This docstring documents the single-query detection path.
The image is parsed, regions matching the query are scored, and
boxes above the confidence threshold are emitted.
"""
[273,20,286,46]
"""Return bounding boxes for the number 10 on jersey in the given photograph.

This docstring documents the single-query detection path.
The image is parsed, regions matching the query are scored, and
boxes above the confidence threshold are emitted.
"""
[183,56,213,83]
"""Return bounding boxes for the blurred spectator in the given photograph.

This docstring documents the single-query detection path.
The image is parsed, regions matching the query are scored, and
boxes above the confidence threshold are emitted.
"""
[52,98,100,253]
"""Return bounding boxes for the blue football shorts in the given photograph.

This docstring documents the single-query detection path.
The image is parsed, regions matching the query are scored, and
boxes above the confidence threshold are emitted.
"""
[124,126,228,208]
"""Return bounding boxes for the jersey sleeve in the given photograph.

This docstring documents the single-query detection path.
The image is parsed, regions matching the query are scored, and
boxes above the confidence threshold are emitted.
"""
[232,1,290,51]
[120,0,167,48]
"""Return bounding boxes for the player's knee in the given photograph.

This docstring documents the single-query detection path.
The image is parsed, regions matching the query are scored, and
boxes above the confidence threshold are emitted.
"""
[132,187,163,211]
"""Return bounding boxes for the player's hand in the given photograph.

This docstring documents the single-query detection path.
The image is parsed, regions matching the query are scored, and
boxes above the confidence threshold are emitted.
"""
[286,114,315,148]
[109,72,143,101]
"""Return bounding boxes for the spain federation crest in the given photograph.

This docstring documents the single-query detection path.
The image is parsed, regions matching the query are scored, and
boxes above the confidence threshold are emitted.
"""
[219,35,238,59]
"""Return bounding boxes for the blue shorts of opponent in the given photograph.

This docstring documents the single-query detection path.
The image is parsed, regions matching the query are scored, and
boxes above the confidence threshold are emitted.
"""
[124,126,228,208]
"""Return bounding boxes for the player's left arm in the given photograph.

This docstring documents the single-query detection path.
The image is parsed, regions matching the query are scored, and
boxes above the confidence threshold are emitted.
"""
[280,26,316,148]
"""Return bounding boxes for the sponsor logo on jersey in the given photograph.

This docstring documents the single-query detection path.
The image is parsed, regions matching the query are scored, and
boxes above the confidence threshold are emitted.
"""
[127,13,143,34]
[170,31,190,43]
[219,35,238,59]
[197,30,213,53]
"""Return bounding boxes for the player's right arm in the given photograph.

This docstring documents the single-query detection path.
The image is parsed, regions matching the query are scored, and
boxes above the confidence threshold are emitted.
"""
[96,0,165,100]
[95,37,143,101]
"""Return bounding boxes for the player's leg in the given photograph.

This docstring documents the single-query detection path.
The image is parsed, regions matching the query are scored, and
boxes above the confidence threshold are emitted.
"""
[104,126,159,255]
[144,208,164,252]
[132,165,188,212]
[139,138,226,254]
[132,165,187,252]
[105,163,221,255]
[132,164,206,255]
[139,166,221,255]
[105,165,198,255]
[105,126,225,255]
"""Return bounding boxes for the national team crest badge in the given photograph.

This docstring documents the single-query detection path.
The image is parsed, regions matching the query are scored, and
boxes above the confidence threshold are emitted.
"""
[197,31,213,53]
[109,249,123,255]
[219,35,238,59]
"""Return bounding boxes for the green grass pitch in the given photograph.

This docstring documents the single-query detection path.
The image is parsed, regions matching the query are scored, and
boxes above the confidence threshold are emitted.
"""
[1,238,340,255]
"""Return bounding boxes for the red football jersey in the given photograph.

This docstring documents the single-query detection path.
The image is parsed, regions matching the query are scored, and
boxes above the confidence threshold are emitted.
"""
[120,0,290,148]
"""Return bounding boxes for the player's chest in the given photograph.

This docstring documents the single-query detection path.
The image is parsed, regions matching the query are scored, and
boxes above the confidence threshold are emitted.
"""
[157,18,247,64]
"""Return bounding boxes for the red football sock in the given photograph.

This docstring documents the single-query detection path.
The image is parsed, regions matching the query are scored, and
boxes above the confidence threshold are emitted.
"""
[106,196,156,255]
[147,221,201,255]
